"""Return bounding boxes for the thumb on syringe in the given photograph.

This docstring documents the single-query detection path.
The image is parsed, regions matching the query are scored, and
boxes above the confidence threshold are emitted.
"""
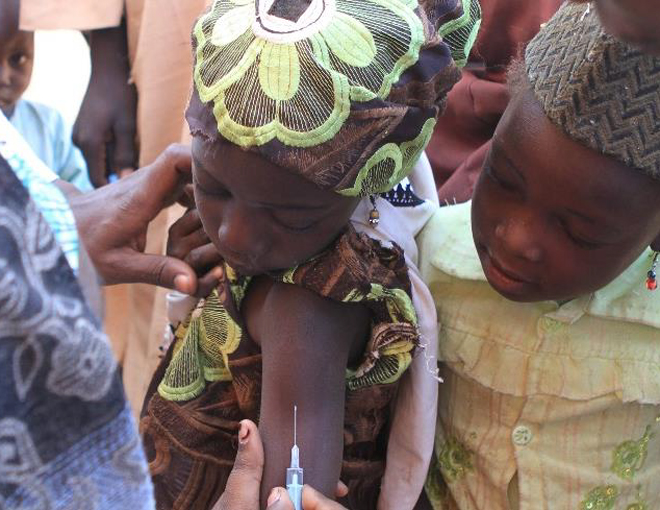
[266,485,349,510]
[212,420,264,510]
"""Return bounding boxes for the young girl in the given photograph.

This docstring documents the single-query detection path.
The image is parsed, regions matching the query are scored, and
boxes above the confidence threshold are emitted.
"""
[139,0,479,508]
[418,3,660,509]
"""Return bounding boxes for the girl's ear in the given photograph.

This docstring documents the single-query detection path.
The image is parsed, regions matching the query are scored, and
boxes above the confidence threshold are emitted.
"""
[651,233,660,252]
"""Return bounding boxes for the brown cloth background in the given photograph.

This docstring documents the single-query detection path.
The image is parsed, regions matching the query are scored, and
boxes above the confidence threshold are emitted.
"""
[427,0,561,203]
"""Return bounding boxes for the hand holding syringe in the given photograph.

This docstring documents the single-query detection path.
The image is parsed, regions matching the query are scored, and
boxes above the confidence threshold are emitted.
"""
[286,405,304,510]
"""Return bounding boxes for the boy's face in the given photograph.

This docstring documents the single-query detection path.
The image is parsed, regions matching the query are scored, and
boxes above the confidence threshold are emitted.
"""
[0,30,33,117]
[471,89,660,303]
[594,0,660,55]
[191,137,360,275]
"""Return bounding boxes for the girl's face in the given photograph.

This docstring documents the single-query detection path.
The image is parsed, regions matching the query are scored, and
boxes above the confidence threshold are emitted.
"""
[471,89,660,303]
[192,137,360,275]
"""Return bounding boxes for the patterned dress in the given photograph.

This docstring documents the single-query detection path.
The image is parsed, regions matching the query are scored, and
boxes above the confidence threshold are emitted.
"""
[141,224,420,510]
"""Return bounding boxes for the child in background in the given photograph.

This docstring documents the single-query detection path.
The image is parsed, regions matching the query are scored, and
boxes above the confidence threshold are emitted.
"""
[0,29,92,191]
[418,3,660,509]
[140,0,479,509]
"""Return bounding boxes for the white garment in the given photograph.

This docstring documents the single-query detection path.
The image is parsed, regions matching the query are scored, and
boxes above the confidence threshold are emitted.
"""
[352,154,440,510]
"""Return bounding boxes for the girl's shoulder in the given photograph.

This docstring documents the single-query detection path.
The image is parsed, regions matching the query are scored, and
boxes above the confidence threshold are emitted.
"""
[243,276,370,363]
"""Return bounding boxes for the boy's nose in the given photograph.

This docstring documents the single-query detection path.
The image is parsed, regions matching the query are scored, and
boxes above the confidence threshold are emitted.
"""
[494,217,543,263]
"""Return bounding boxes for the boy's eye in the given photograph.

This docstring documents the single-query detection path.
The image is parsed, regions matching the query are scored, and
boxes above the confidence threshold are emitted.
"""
[559,220,603,250]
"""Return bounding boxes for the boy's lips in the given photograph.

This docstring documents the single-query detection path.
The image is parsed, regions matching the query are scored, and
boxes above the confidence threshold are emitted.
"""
[478,245,537,297]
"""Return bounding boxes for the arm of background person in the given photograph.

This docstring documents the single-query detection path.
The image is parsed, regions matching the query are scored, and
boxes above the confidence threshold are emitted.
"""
[68,144,205,295]
[0,0,19,46]
[73,17,138,187]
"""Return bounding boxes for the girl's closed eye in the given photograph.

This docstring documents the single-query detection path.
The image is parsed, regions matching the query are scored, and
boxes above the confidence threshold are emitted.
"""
[194,173,232,199]
[271,211,321,232]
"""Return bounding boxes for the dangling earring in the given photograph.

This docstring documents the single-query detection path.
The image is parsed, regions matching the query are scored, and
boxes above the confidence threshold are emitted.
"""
[368,195,380,226]
[647,251,659,291]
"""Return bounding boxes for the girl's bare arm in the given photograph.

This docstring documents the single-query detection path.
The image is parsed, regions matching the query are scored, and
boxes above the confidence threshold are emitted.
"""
[243,277,369,508]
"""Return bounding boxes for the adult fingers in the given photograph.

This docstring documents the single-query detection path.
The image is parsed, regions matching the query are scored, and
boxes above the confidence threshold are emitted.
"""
[177,183,197,209]
[118,167,135,179]
[302,486,349,510]
[265,488,294,510]
[185,244,222,273]
[212,420,264,510]
[138,144,192,213]
[111,111,138,173]
[108,249,199,295]
[266,485,349,510]
[168,209,203,244]
[109,120,138,173]
[195,266,225,298]
[335,481,348,499]
[79,136,108,188]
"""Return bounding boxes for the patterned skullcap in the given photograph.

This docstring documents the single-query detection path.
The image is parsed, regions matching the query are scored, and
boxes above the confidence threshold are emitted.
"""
[186,0,480,195]
[526,2,660,180]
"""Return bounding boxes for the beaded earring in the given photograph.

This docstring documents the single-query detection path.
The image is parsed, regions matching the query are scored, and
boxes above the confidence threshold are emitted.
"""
[647,252,659,291]
[368,195,380,226]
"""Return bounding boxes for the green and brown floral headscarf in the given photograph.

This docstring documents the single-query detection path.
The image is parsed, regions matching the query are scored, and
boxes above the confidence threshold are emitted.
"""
[186,0,480,196]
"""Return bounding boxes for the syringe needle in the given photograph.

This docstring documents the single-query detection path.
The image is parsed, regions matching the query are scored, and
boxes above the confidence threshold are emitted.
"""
[287,404,303,510]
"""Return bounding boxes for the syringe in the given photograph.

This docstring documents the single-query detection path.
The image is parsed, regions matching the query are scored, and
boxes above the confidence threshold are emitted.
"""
[286,405,303,510]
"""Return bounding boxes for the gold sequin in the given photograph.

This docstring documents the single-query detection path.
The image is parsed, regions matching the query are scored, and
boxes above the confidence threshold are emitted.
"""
[437,436,474,482]
[580,485,619,510]
[537,316,563,336]
[611,426,653,481]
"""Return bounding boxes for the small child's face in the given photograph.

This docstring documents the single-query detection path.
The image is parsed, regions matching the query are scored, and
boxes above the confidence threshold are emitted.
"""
[0,30,33,117]
[471,89,660,303]
[191,137,360,275]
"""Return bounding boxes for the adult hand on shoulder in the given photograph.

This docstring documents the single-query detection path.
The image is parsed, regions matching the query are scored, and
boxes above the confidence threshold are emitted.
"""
[69,144,202,295]
[167,207,224,298]
[213,420,349,510]
[73,22,137,188]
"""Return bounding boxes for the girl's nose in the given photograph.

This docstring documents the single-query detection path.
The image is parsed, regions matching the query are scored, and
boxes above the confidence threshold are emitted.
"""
[217,203,268,260]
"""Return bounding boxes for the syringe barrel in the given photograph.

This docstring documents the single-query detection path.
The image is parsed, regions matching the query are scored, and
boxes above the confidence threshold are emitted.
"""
[286,468,304,510]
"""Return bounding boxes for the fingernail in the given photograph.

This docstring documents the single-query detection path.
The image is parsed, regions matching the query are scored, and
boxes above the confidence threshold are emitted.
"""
[267,487,281,507]
[213,265,224,280]
[238,421,250,445]
[174,274,191,294]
